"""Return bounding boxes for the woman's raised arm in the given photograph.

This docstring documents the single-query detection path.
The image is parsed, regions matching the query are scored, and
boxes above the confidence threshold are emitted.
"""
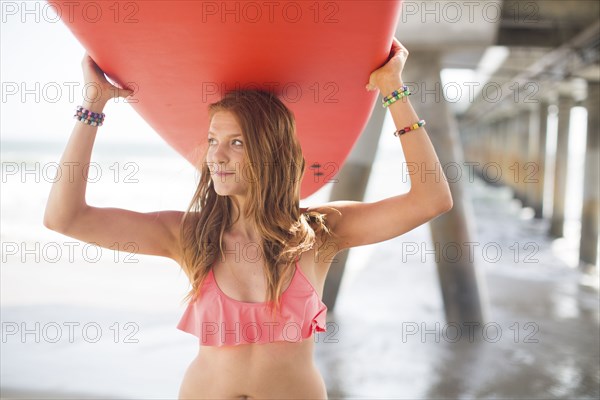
[309,38,453,253]
[43,53,183,263]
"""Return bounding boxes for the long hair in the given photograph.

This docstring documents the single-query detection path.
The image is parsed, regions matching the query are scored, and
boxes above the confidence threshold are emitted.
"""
[178,89,339,319]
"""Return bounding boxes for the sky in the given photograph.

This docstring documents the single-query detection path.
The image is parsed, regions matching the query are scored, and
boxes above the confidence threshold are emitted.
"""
[1,1,167,146]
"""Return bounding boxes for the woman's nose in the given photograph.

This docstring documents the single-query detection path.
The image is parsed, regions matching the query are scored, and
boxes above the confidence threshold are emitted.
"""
[208,145,230,172]
[211,143,229,163]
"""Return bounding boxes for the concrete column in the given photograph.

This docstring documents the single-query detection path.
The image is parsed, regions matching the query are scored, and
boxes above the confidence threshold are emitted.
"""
[469,126,477,163]
[579,81,599,269]
[468,124,480,168]
[322,100,386,310]
[477,125,484,167]
[528,101,549,219]
[402,51,488,326]
[486,123,491,169]
[517,108,534,208]
[471,125,479,166]
[478,125,485,167]
[510,110,526,203]
[463,125,472,163]
[487,122,496,171]
[505,117,516,193]
[473,123,486,178]
[550,93,575,237]
[463,124,473,163]
[486,121,503,186]
[499,118,510,186]
[478,125,485,168]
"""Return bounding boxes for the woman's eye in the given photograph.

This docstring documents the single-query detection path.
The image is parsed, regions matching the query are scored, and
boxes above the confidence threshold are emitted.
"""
[207,138,243,146]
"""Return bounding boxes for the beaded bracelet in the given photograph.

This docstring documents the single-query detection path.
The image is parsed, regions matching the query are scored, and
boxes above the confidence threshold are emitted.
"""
[74,105,105,127]
[382,87,411,108]
[382,85,408,103]
[393,120,426,137]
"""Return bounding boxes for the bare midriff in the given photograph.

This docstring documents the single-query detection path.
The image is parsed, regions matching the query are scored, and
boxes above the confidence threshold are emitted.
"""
[178,335,327,399]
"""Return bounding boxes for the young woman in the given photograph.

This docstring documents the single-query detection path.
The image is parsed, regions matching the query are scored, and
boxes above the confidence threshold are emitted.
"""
[44,38,453,399]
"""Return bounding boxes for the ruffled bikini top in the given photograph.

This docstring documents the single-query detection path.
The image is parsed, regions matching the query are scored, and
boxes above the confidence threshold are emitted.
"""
[176,259,328,346]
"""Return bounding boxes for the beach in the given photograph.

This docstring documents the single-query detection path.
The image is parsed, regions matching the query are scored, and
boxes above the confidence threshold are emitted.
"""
[1,138,598,399]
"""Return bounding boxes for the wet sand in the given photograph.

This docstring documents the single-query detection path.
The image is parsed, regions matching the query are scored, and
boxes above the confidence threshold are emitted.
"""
[316,178,599,399]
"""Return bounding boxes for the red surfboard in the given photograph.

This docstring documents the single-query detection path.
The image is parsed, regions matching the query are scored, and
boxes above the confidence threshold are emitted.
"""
[51,0,402,198]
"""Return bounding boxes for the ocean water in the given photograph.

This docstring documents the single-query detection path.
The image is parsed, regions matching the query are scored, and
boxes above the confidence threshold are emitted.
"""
[0,139,341,243]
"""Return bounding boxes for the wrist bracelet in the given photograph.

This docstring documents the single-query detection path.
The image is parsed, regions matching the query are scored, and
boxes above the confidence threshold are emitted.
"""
[382,87,411,108]
[382,85,408,103]
[74,105,105,127]
[393,119,426,137]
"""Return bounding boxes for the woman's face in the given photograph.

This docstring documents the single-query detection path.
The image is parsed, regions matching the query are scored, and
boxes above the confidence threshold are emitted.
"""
[206,110,250,197]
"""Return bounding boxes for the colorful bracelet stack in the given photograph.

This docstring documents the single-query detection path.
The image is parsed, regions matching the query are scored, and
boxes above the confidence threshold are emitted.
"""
[393,120,426,137]
[382,85,411,108]
[74,105,105,126]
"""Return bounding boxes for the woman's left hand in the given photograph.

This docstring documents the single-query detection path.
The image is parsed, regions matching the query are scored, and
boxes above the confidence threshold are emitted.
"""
[366,37,408,92]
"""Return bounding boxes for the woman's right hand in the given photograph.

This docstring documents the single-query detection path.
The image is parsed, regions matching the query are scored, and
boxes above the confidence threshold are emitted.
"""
[365,37,408,92]
[81,52,134,104]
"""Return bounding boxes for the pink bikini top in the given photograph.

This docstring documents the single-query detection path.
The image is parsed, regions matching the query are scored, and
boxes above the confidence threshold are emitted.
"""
[176,260,328,346]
